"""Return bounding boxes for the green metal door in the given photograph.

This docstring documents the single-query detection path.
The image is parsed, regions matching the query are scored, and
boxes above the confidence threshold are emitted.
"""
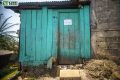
[59,11,80,64]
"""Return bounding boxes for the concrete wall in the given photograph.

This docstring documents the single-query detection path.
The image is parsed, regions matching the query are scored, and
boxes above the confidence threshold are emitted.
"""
[91,0,120,63]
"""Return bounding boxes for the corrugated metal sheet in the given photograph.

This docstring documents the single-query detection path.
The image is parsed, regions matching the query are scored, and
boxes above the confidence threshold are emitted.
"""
[5,0,89,3]
[5,0,90,9]
[19,0,70,3]
[18,0,90,3]
[18,1,79,9]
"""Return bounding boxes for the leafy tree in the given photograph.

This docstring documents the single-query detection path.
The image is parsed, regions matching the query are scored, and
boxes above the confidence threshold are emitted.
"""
[0,16,18,36]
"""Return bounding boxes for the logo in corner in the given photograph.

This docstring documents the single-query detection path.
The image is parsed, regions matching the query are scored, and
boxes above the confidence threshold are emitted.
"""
[2,0,19,6]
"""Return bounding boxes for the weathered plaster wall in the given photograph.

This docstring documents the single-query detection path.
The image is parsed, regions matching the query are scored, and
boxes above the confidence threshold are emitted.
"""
[91,0,120,63]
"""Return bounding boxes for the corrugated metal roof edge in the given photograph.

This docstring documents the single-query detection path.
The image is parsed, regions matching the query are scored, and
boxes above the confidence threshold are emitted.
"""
[18,0,89,3]
[18,1,81,6]
[19,0,70,3]
[5,1,90,10]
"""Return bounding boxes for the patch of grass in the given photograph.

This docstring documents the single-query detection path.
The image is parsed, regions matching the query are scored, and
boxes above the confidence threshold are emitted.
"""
[0,64,18,79]
[1,70,19,80]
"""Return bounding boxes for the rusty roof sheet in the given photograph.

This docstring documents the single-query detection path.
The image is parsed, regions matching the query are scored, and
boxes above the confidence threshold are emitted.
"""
[19,0,70,3]
[5,0,90,9]
[18,0,90,3]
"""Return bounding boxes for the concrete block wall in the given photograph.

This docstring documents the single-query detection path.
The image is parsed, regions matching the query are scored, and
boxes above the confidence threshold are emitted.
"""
[91,0,120,63]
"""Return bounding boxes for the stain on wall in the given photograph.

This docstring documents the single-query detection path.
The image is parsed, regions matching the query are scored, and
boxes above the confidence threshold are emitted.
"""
[91,0,120,64]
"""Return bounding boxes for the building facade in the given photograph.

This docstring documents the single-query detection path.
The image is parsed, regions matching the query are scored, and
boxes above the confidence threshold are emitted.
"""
[7,0,120,66]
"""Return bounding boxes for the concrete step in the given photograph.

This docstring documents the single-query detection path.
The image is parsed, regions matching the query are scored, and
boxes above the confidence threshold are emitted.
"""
[59,70,81,80]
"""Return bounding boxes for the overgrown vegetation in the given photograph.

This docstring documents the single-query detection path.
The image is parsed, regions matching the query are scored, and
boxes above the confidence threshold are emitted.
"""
[0,64,19,79]
[0,35,18,51]
[0,15,19,51]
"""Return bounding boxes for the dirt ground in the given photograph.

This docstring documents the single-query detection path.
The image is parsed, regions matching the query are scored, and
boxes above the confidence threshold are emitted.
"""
[17,59,120,80]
